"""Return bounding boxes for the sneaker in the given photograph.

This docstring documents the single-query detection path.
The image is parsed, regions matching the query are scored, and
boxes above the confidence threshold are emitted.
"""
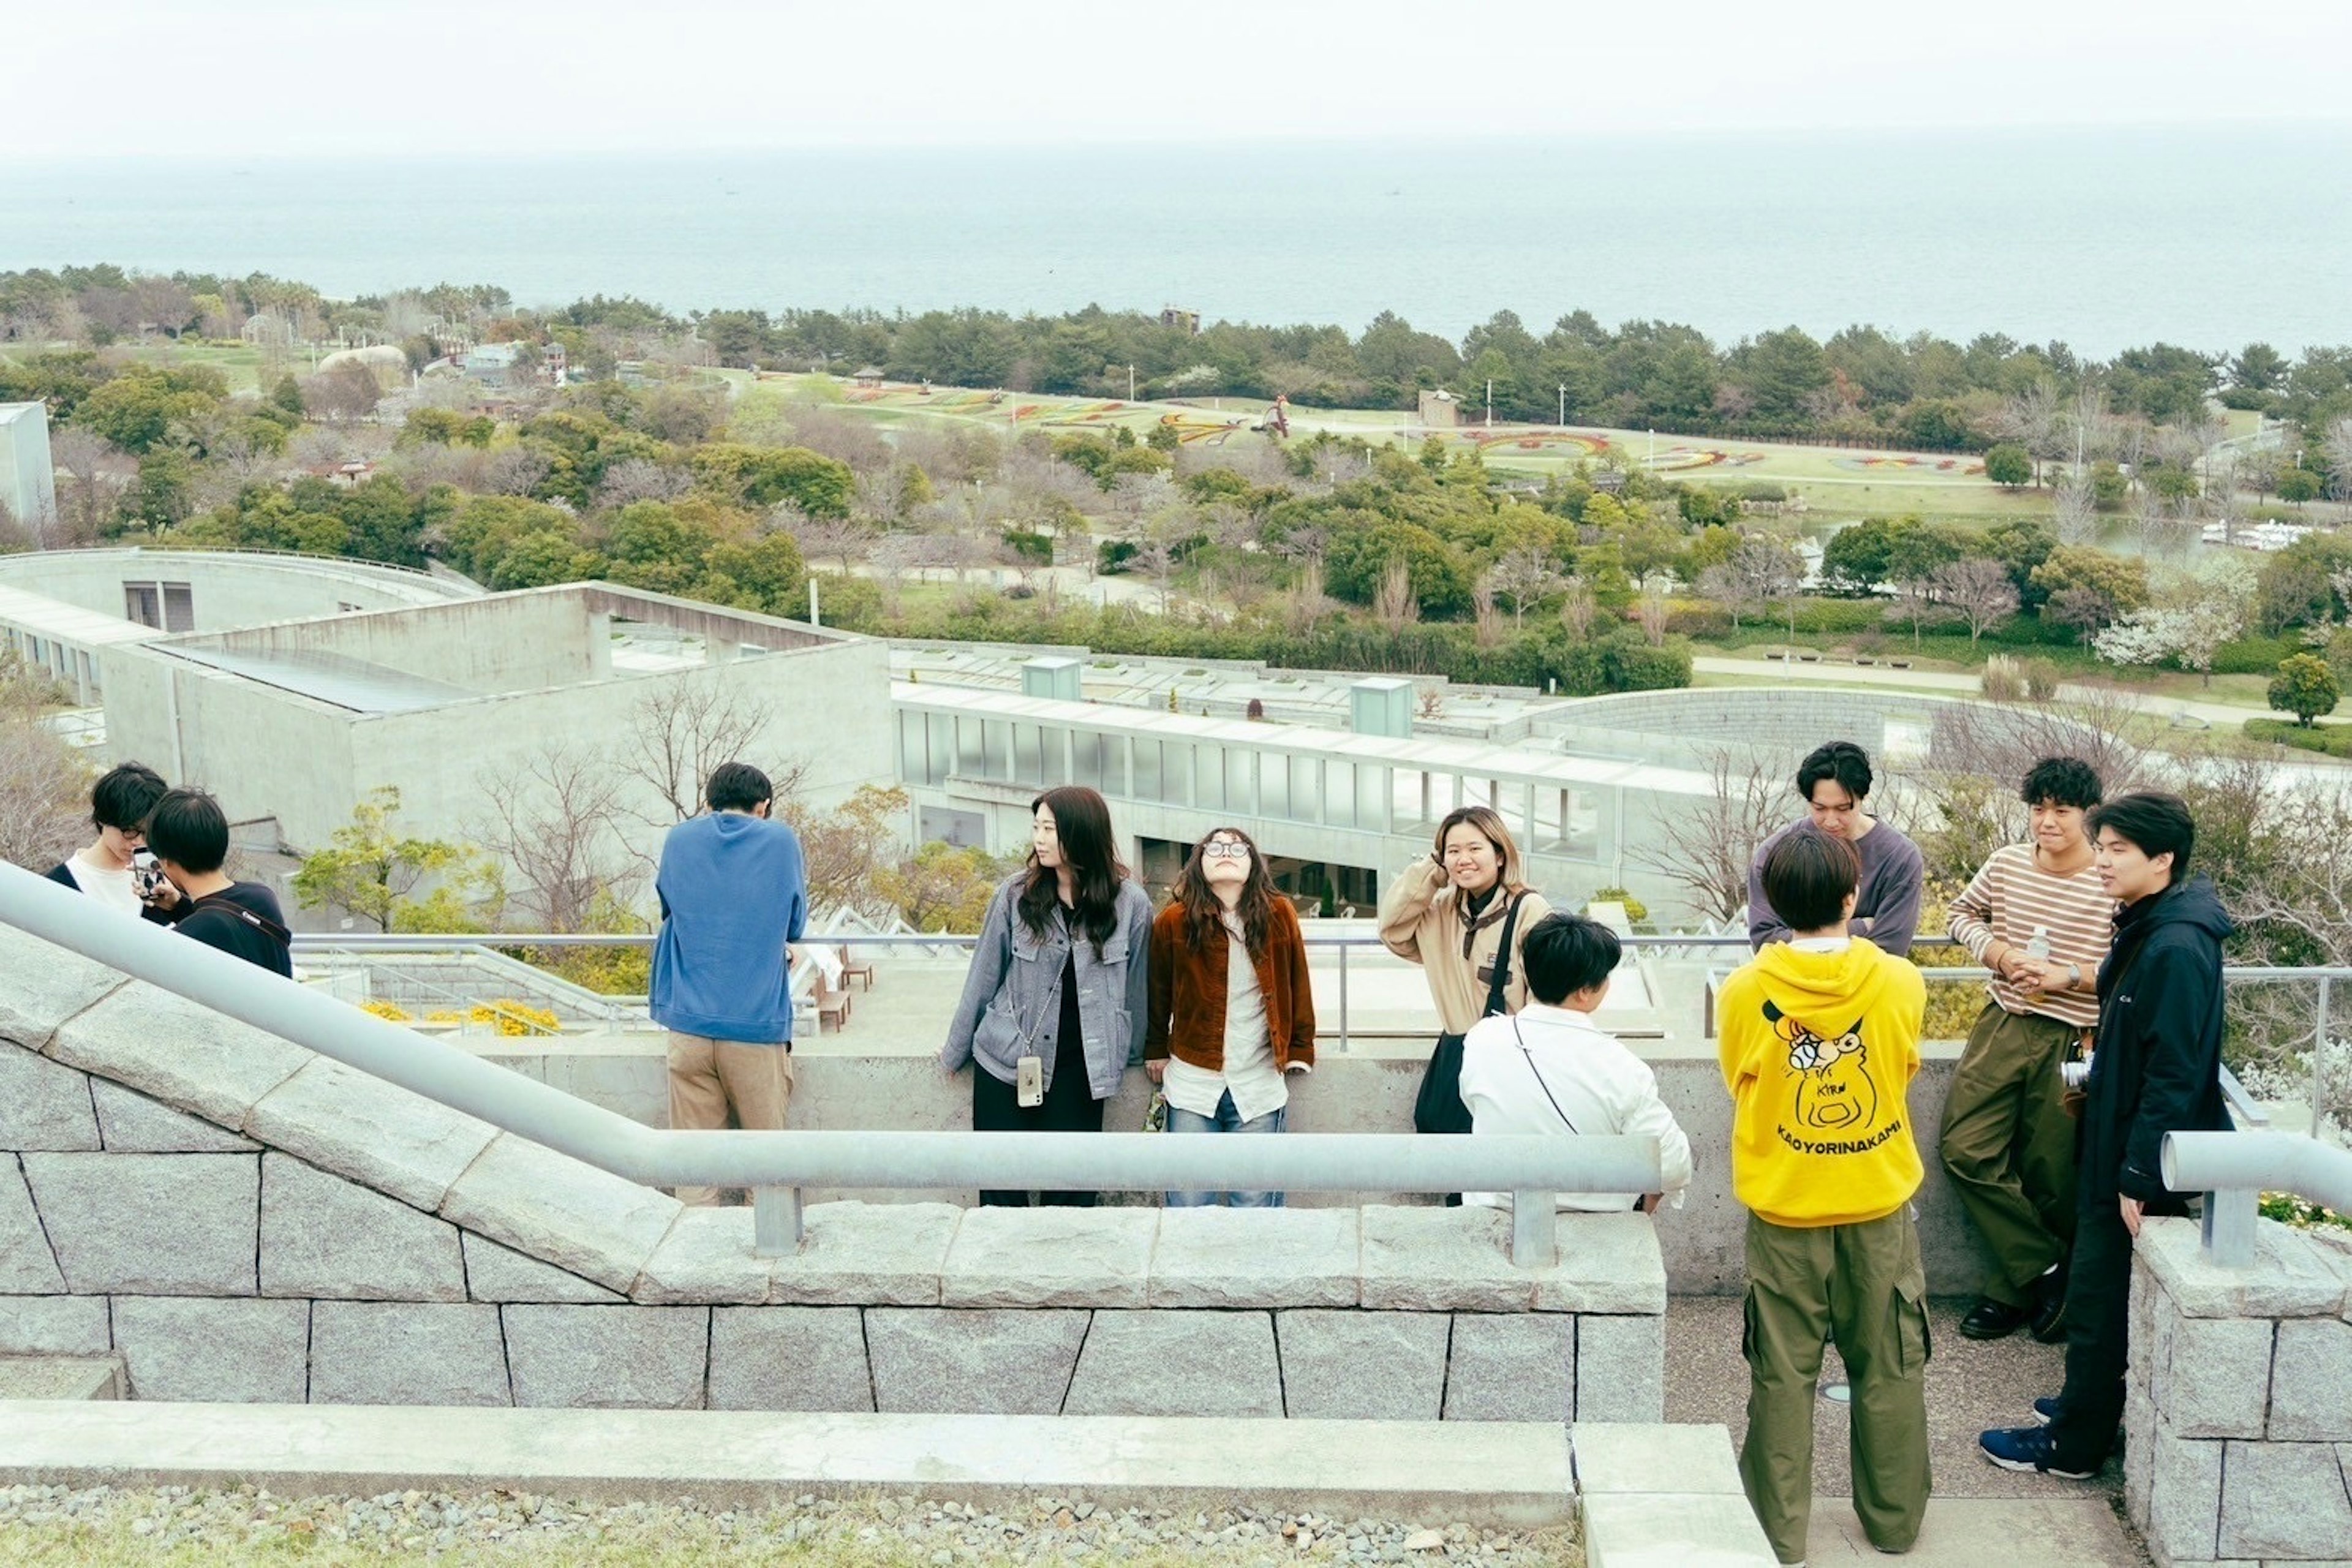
[1979,1423,2097,1479]
[2029,1263,2068,1343]
[2030,1396,2062,1425]
[1960,1297,2032,1340]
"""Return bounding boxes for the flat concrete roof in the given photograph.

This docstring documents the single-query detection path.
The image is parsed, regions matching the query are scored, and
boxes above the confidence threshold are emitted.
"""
[160,643,478,714]
[0,584,162,647]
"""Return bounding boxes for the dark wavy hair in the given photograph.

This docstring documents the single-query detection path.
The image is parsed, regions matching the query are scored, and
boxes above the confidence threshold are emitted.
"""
[1017,786,1128,954]
[1171,826,1278,959]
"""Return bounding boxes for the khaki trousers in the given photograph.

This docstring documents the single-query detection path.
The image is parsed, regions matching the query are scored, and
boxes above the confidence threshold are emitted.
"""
[1939,1003,2079,1305]
[1740,1208,1932,1566]
[666,1031,794,1207]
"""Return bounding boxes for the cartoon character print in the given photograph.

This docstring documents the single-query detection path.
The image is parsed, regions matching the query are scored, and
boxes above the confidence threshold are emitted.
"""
[1763,1000,1880,1135]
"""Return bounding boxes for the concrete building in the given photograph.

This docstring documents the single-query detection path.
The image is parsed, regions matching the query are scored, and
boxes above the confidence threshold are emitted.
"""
[891,679,1719,915]
[0,548,483,710]
[99,582,895,865]
[0,402,59,537]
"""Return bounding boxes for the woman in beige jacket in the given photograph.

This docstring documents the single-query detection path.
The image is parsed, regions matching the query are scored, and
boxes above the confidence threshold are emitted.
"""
[1378,804,1553,1140]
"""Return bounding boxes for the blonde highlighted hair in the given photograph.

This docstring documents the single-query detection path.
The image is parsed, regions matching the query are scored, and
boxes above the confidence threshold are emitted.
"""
[1431,805,1528,895]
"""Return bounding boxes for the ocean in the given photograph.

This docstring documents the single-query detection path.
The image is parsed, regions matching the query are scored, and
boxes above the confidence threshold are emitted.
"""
[3,126,2348,356]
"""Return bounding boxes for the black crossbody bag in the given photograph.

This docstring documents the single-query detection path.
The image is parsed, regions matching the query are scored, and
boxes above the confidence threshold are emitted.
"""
[1411,892,1525,1136]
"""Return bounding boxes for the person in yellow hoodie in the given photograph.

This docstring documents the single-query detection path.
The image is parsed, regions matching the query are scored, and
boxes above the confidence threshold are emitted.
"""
[1719,827,1931,1567]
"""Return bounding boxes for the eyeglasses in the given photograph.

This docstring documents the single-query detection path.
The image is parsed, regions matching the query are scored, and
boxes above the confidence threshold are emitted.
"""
[1202,842,1252,859]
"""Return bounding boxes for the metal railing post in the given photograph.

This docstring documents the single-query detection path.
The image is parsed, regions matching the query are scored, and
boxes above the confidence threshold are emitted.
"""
[1510,1191,1555,1267]
[1337,941,1350,1055]
[2201,1187,2258,1268]
[752,1185,804,1257]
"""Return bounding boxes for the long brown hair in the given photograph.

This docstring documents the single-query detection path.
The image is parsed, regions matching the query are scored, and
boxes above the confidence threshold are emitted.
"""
[1172,826,1279,957]
[1017,786,1129,954]
[1432,804,1529,896]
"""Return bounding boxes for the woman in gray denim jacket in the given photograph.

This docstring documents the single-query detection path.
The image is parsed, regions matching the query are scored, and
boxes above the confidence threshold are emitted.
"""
[941,786,1155,1206]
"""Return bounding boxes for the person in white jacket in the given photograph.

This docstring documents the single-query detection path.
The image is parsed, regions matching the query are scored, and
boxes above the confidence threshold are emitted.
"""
[1459,913,1694,1212]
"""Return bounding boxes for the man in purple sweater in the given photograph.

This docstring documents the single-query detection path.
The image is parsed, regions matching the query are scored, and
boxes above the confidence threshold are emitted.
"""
[1747,741,1927,957]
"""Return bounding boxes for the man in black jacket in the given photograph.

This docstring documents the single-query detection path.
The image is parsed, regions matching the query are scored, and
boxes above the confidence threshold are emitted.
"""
[143,788,295,978]
[1980,791,2231,1479]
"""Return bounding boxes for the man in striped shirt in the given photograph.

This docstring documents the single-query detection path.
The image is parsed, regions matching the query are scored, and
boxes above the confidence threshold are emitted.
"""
[1942,756,2114,1343]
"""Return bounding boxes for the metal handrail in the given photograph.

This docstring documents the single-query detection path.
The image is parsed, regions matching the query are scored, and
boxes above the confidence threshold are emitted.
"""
[0,863,1659,1267]
[2163,1129,2352,1268]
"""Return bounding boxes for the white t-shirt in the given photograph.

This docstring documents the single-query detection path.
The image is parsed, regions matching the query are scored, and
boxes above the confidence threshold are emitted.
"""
[1457,1002,1695,1212]
[1163,911,1289,1123]
[64,851,143,918]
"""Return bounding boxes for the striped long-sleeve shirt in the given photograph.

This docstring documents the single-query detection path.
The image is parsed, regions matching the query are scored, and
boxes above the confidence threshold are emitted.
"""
[1946,843,2115,1030]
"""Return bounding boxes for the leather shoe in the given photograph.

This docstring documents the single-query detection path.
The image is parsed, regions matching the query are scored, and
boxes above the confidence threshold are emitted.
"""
[1961,1297,2032,1340]
[2030,1265,2068,1343]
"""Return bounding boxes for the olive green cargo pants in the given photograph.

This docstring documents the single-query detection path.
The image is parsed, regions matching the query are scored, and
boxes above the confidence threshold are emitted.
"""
[1740,1207,1932,1566]
[1939,1002,2079,1306]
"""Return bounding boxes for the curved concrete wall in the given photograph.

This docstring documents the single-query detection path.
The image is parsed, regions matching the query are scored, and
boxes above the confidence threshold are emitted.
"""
[0,548,480,633]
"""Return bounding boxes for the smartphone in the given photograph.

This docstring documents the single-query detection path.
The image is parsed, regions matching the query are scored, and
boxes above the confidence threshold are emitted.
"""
[130,849,164,900]
[1016,1054,1044,1107]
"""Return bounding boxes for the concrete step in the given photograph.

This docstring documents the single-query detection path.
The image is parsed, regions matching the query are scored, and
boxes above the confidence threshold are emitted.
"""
[0,1357,123,1401]
[0,1403,1570,1526]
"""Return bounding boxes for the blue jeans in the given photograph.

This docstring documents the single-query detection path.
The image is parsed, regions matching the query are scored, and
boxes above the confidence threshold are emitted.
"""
[1164,1090,1286,1208]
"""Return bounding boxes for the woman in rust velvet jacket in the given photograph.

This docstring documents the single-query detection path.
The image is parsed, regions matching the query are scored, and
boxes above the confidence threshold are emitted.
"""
[1144,827,1317,1207]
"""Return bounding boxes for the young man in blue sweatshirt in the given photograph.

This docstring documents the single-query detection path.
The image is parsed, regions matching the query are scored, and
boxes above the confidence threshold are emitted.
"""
[651,761,809,1205]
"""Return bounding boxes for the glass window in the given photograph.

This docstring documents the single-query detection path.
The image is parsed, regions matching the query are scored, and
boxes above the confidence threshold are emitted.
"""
[1072,729,1102,790]
[1100,734,1128,796]
[1133,739,1161,799]
[920,715,948,785]
[1288,756,1321,824]
[1194,746,1223,811]
[1535,787,1600,860]
[1325,761,1354,829]
[1261,752,1288,818]
[1166,742,1193,807]
[957,715,987,777]
[1039,726,1071,786]
[1013,723,1042,786]
[897,712,924,782]
[162,584,195,632]
[1226,750,1255,813]
[982,720,1010,780]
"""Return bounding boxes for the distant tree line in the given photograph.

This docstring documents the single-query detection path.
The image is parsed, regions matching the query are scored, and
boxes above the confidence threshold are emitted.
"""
[9,263,2352,451]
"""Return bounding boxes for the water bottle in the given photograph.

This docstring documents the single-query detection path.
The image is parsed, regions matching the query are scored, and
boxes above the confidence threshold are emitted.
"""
[2025,926,2052,962]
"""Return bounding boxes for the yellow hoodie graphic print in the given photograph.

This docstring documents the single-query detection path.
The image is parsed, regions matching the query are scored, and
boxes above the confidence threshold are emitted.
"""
[1718,940,1926,1227]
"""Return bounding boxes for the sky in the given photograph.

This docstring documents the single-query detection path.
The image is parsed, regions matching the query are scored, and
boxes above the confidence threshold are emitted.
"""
[15,0,2352,161]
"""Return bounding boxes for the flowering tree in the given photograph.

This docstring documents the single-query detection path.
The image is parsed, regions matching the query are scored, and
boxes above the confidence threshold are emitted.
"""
[2094,562,2253,687]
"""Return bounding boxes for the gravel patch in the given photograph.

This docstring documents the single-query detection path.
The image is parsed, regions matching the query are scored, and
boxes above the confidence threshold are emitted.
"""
[0,1483,1583,1567]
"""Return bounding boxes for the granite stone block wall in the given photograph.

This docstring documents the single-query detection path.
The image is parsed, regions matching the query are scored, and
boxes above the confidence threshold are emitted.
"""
[2123,1218,2352,1567]
[1,929,1667,1421]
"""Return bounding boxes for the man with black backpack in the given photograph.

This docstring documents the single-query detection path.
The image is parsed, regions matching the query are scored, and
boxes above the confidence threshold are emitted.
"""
[141,787,294,977]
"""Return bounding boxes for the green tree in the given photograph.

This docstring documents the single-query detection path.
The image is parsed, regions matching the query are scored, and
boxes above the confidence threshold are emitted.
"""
[2268,654,2340,728]
[74,374,220,454]
[2278,467,2323,505]
[688,443,855,516]
[292,786,489,932]
[2090,460,2130,508]
[1983,443,2033,488]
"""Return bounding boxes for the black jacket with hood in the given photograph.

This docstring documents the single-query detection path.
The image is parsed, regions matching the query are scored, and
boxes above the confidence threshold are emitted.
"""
[2082,875,2233,1207]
